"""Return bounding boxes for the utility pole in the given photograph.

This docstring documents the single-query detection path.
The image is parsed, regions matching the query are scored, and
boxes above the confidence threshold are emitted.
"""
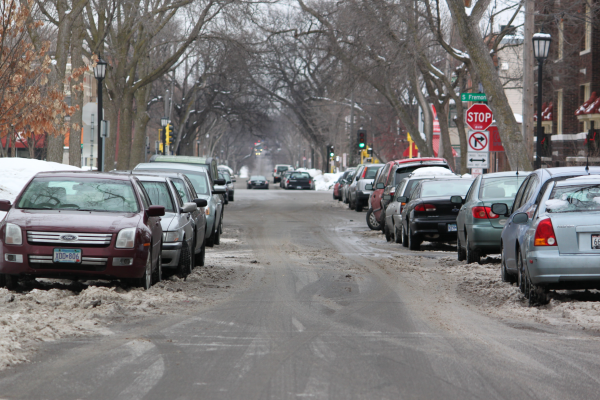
[522,0,535,161]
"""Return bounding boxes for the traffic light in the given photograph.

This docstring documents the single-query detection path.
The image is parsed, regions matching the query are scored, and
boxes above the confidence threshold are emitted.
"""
[357,128,366,149]
[166,123,174,145]
[329,145,335,157]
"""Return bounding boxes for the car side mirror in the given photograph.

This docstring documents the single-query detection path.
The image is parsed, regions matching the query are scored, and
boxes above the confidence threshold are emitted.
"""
[512,212,528,224]
[491,203,509,216]
[397,196,408,203]
[182,202,197,213]
[383,194,391,201]
[232,179,236,182]
[214,178,226,185]
[376,183,385,189]
[0,200,12,212]
[147,205,165,217]
[213,189,226,195]
[365,184,373,190]
[450,195,463,205]
[193,198,208,207]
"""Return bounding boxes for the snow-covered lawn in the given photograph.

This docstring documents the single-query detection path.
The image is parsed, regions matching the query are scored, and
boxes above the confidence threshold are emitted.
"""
[0,158,81,219]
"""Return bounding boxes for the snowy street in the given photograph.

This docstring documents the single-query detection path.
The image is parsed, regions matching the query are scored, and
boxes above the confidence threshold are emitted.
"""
[2,182,600,399]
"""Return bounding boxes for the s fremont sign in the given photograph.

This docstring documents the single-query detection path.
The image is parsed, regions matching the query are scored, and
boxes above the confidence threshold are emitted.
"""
[465,104,493,131]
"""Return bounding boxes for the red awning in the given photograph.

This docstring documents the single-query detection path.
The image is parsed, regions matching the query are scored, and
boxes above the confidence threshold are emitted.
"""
[402,136,457,158]
[575,92,600,116]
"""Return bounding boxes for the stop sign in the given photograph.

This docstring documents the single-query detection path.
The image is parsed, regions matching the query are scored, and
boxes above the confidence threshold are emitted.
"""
[465,104,493,130]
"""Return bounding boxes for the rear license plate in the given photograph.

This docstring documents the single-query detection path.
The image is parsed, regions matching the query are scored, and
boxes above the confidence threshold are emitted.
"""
[297,186,303,189]
[53,248,82,263]
[592,235,600,249]
[448,224,457,232]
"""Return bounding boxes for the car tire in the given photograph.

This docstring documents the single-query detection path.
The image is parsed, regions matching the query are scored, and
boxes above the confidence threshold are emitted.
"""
[366,208,381,231]
[333,192,337,200]
[500,245,516,283]
[214,220,221,245]
[154,253,162,283]
[229,193,234,202]
[465,235,480,264]
[402,225,408,247]
[206,228,215,247]
[457,234,466,261]
[394,223,402,244]
[137,251,153,290]
[196,239,206,267]
[355,201,363,212]
[349,197,355,210]
[178,241,192,278]
[384,224,392,242]
[528,279,550,306]
[0,274,18,290]
[517,250,526,294]
[408,225,421,251]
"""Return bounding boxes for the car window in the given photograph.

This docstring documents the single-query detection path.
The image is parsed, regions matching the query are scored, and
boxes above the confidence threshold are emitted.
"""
[140,181,176,212]
[404,178,426,199]
[19,177,139,212]
[545,183,600,213]
[464,176,478,202]
[377,164,391,185]
[394,182,406,199]
[387,166,398,186]
[291,172,310,179]
[512,176,530,211]
[171,178,191,202]
[365,166,380,179]
[420,180,474,198]
[251,176,266,180]
[522,176,540,206]
[182,175,198,198]
[479,176,527,199]
[169,181,184,207]
[134,180,151,209]
[276,166,289,172]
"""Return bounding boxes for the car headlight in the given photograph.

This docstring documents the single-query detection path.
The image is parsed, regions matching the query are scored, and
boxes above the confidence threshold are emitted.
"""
[115,227,136,248]
[163,231,181,243]
[5,223,22,245]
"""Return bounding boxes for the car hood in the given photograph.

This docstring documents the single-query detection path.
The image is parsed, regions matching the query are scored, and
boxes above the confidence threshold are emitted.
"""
[7,209,141,233]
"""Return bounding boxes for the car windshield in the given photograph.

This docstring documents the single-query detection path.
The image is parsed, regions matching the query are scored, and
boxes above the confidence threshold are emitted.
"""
[18,177,139,212]
[136,168,209,196]
[479,176,527,199]
[420,180,473,198]
[221,171,232,182]
[277,166,289,172]
[171,179,190,202]
[365,166,380,179]
[291,172,310,179]
[140,181,176,212]
[251,176,266,181]
[405,179,427,198]
[545,184,600,213]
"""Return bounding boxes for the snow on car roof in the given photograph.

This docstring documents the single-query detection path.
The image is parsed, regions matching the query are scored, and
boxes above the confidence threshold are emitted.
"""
[408,166,456,177]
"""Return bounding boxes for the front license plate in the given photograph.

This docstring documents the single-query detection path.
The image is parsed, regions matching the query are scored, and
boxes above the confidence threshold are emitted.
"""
[53,248,82,263]
[592,235,600,249]
[448,224,457,232]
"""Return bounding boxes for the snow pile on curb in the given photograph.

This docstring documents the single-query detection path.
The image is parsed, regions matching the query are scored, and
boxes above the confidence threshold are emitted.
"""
[239,166,249,178]
[0,158,81,219]
[296,168,342,191]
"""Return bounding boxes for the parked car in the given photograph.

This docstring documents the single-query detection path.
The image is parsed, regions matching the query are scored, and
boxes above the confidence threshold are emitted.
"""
[280,171,293,188]
[398,177,474,250]
[149,155,224,186]
[284,171,314,190]
[368,158,451,232]
[218,169,235,202]
[333,169,355,200]
[134,163,225,247]
[273,164,294,183]
[342,167,361,204]
[136,175,202,277]
[348,164,384,211]
[217,171,230,205]
[490,167,600,304]
[454,171,530,264]
[0,171,165,290]
[248,175,269,189]
[384,167,458,243]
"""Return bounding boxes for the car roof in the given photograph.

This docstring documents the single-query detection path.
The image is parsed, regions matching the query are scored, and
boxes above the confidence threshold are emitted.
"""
[558,175,600,186]
[389,157,447,165]
[544,166,600,177]
[150,155,212,164]
[481,171,532,178]
[420,177,473,182]
[135,162,208,172]
[134,175,169,182]
[34,171,132,181]
[404,174,456,181]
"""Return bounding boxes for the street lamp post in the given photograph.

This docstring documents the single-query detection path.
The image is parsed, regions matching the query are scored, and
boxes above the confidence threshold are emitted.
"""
[533,33,552,170]
[93,57,107,171]
[160,117,169,155]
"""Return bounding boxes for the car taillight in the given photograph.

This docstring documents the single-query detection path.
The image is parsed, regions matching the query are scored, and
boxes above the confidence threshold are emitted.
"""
[414,204,436,212]
[309,180,312,184]
[286,179,290,184]
[534,218,557,246]
[472,206,499,219]
[362,168,368,178]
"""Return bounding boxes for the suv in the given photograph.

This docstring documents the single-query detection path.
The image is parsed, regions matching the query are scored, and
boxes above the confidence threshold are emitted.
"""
[273,164,294,183]
[367,158,451,231]
[348,164,384,212]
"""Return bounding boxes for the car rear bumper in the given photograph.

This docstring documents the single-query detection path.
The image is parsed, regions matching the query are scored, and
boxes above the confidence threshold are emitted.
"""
[287,183,311,189]
[411,218,458,241]
[527,249,600,288]
[161,242,182,268]
[357,191,371,204]
[251,183,269,189]
[1,243,148,279]
[468,224,503,252]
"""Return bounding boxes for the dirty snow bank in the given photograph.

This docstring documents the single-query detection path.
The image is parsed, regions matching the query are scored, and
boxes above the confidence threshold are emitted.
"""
[437,257,600,331]
[296,168,342,191]
[0,158,81,219]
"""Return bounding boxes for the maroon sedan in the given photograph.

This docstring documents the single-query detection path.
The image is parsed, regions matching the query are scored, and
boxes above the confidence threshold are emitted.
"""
[0,171,165,290]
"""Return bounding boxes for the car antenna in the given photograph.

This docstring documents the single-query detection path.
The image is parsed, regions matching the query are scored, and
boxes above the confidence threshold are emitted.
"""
[586,154,590,174]
[516,157,518,176]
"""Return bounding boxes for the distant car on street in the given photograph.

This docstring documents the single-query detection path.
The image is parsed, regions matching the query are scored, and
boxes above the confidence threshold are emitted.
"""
[248,175,269,189]
[398,177,474,251]
[333,169,355,200]
[280,171,293,188]
[348,164,383,211]
[0,171,165,290]
[273,164,294,183]
[285,171,314,190]
[455,171,530,264]
[218,169,235,202]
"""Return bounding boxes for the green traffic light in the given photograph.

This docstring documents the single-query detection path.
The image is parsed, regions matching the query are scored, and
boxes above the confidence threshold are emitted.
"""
[359,143,365,148]
[329,153,334,157]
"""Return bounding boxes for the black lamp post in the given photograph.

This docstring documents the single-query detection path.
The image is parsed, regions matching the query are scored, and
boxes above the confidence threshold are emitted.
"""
[93,57,107,171]
[533,33,552,170]
[160,117,169,155]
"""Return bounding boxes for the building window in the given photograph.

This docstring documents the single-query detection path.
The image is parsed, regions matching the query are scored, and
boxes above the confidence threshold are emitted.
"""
[558,20,564,59]
[557,90,563,135]
[581,83,591,103]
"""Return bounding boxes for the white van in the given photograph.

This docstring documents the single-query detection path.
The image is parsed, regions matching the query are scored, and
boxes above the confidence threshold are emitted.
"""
[273,164,294,183]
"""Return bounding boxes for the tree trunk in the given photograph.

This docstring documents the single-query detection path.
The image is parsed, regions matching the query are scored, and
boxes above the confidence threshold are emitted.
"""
[46,134,64,162]
[446,0,532,171]
[104,100,119,171]
[68,11,86,167]
[130,85,151,168]
[522,0,535,161]
[437,101,456,171]
[116,91,135,170]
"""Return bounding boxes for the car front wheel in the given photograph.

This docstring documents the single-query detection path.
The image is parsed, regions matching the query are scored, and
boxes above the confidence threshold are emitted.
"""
[366,208,381,231]
[137,251,153,290]
[394,223,402,244]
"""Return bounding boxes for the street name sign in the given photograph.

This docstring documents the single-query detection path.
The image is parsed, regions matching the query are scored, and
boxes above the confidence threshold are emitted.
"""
[467,152,489,168]
[468,130,489,152]
[461,93,487,102]
[465,104,493,130]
